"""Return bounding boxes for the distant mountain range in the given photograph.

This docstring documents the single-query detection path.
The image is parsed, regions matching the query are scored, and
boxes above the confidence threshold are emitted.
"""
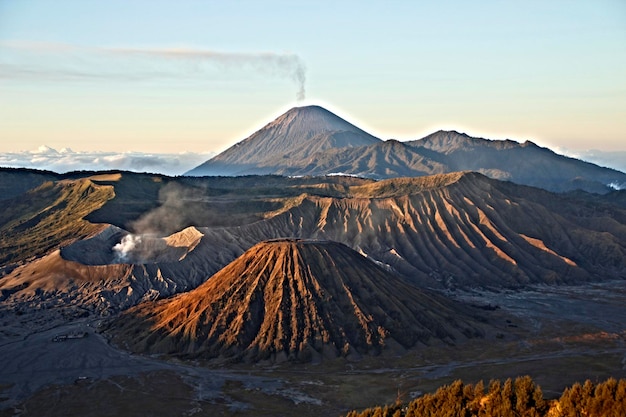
[187,105,626,194]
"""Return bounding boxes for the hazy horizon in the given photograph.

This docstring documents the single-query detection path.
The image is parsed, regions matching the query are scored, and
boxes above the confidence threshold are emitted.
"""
[1,1,624,155]
[2,133,625,177]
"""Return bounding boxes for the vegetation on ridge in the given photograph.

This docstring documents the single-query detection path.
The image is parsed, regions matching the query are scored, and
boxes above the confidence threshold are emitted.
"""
[344,376,626,417]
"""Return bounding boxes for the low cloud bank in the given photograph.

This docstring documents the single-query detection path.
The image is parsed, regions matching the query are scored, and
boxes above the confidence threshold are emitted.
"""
[556,148,626,174]
[0,146,213,176]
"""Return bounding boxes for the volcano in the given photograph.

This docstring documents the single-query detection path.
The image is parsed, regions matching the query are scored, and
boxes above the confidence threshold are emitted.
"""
[108,239,484,363]
[185,105,381,176]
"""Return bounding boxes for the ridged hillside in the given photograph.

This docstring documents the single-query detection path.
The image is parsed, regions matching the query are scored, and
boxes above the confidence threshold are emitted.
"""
[0,178,114,267]
[1,171,624,318]
[185,172,626,289]
[273,139,448,178]
[109,239,484,363]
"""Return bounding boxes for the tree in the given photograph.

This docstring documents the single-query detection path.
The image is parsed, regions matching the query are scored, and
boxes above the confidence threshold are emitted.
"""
[344,377,625,417]
[513,375,547,416]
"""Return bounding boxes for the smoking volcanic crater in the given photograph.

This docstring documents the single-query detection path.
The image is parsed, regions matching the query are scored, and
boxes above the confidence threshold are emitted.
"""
[107,239,486,363]
[61,225,205,265]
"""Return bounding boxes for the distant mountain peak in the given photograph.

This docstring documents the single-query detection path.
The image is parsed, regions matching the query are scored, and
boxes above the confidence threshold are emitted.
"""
[186,105,381,176]
[260,105,372,137]
[432,129,472,138]
[410,130,525,153]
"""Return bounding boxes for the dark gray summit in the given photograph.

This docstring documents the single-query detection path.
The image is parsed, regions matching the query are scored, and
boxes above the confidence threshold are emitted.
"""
[185,105,381,176]
[185,105,626,193]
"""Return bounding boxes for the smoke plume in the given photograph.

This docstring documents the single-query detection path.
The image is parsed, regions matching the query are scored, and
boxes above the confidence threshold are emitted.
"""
[110,182,209,263]
[130,182,201,236]
[0,41,307,101]
[112,232,175,264]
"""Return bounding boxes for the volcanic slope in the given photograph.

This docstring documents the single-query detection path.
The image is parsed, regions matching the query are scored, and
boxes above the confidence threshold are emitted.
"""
[109,239,485,363]
[273,139,448,179]
[187,172,626,289]
[0,176,115,267]
[0,173,377,315]
[186,105,381,176]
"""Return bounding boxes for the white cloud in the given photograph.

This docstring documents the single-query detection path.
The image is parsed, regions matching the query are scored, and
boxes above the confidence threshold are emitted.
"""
[0,147,213,176]
[555,147,626,174]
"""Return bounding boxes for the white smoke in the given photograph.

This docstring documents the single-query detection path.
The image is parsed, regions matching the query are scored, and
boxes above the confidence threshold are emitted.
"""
[112,233,175,264]
[608,181,625,191]
[112,234,143,263]
[130,182,205,236]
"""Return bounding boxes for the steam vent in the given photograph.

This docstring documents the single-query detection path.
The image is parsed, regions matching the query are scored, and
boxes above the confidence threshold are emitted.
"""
[108,239,484,363]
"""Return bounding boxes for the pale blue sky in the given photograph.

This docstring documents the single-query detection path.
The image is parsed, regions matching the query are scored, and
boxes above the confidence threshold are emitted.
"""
[0,0,624,153]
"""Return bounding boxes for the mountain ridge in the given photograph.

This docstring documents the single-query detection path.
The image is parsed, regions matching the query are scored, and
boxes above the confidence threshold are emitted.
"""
[408,129,535,153]
[186,106,626,193]
[1,171,624,324]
